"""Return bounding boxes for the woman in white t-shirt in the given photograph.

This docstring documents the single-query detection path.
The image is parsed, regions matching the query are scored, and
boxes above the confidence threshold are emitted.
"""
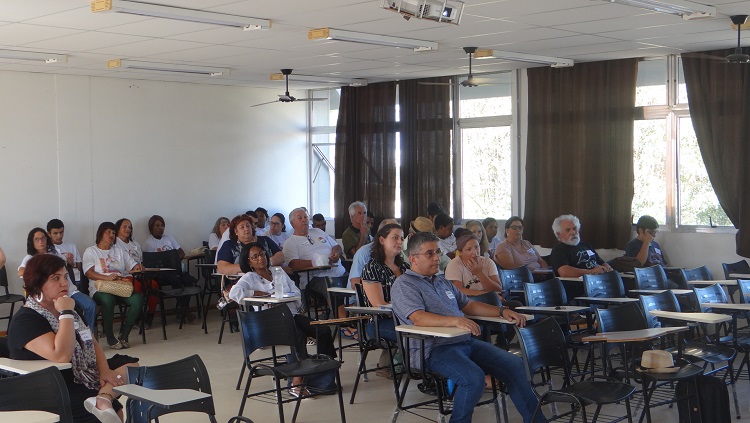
[17,227,57,277]
[208,217,230,250]
[115,218,159,328]
[83,222,143,350]
[444,229,504,298]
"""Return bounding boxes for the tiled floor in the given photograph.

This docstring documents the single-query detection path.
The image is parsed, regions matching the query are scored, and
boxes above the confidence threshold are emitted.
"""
[116,311,747,422]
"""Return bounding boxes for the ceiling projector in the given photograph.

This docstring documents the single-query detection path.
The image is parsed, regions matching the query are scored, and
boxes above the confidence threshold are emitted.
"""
[382,0,464,24]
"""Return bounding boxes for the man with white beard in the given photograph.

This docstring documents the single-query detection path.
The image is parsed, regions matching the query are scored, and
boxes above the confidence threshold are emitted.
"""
[548,214,613,277]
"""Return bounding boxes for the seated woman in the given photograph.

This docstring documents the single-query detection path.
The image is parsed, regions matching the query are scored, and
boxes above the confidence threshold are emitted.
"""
[17,227,57,277]
[494,216,548,271]
[464,219,491,257]
[115,218,159,328]
[83,222,144,350]
[18,227,97,334]
[142,215,185,259]
[8,254,138,423]
[217,214,283,275]
[361,223,408,344]
[228,243,335,398]
[445,229,505,298]
[208,217,230,251]
[261,212,290,250]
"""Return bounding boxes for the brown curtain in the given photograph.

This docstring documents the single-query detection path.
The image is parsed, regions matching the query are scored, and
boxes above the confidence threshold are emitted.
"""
[524,59,638,248]
[399,77,453,227]
[682,49,750,257]
[333,82,398,238]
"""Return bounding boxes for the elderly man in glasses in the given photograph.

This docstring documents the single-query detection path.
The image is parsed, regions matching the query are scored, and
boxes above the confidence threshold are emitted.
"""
[391,231,544,423]
[625,215,667,267]
[548,214,613,278]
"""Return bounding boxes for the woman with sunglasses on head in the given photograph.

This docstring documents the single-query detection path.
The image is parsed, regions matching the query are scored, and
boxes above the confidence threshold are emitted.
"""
[227,242,335,398]
[494,216,548,271]
[8,254,138,423]
[216,214,283,275]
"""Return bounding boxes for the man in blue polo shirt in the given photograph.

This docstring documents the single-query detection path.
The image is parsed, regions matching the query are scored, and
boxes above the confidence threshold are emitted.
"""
[391,231,544,423]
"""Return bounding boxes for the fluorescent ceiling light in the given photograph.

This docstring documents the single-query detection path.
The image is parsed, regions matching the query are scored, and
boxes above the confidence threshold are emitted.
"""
[107,59,229,76]
[474,49,573,68]
[591,0,716,20]
[0,49,67,63]
[309,28,438,52]
[91,0,271,30]
[381,0,465,25]
[270,72,368,87]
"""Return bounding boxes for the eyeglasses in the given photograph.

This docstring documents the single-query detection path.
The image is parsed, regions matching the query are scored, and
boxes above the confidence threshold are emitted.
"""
[413,249,442,259]
[646,229,659,236]
[306,236,315,245]
[270,221,282,226]
[509,225,524,231]
[249,253,266,261]
[33,237,47,242]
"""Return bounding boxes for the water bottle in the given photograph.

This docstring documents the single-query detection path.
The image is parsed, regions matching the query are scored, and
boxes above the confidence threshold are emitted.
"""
[272,266,285,299]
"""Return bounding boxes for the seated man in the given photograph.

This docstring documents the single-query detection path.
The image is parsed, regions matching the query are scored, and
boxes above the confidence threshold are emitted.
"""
[311,213,327,231]
[391,231,544,423]
[434,213,457,259]
[625,215,667,267]
[283,207,345,290]
[342,201,372,258]
[549,214,612,277]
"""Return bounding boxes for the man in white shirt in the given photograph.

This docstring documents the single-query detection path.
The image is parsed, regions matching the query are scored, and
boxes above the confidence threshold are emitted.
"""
[283,207,345,290]
[46,218,97,331]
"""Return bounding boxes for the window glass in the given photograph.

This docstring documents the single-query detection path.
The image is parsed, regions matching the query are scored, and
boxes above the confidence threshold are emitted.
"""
[460,126,511,219]
[632,119,667,224]
[636,59,667,107]
[311,134,335,218]
[311,89,340,127]
[677,118,731,226]
[459,72,511,118]
[677,59,688,105]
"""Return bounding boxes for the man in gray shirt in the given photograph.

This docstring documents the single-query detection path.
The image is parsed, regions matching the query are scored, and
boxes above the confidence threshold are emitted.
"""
[391,231,544,423]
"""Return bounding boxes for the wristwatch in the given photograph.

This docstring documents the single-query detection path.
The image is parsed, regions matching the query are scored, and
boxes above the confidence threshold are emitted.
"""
[59,310,75,316]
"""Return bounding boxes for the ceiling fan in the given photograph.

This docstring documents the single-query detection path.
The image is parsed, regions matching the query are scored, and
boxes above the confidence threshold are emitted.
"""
[419,47,497,87]
[726,15,750,64]
[695,15,750,64]
[251,69,325,107]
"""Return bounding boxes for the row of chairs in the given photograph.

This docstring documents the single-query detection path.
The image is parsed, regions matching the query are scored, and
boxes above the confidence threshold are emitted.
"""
[0,354,229,423]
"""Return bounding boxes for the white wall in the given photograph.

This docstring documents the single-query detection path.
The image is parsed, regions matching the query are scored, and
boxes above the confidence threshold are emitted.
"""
[0,71,309,326]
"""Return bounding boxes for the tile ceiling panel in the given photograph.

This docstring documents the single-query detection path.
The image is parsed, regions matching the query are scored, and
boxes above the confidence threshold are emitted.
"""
[0,23,83,46]
[1,0,749,87]
[24,31,151,52]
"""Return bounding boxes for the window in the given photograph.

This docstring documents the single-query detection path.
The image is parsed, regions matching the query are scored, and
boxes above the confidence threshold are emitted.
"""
[310,89,340,218]
[632,56,730,229]
[456,72,514,220]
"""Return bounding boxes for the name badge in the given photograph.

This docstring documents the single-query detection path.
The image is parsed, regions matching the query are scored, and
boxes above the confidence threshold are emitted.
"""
[527,248,536,254]
[79,328,93,342]
[445,290,456,300]
[655,248,662,255]
[586,250,595,257]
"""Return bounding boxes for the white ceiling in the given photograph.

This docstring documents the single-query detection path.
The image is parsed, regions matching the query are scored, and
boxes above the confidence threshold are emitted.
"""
[1,0,749,90]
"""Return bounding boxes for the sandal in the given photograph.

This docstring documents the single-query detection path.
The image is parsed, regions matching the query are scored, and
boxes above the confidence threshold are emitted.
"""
[340,327,359,341]
[118,338,130,349]
[306,337,317,346]
[109,340,124,350]
[289,386,315,399]
[84,396,121,423]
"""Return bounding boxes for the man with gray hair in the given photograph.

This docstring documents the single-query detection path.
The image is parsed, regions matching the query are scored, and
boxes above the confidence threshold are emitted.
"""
[342,201,372,258]
[283,207,345,289]
[549,214,612,277]
[391,231,543,423]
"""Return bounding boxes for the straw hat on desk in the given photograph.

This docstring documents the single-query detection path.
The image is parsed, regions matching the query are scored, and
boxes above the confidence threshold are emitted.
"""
[641,350,679,373]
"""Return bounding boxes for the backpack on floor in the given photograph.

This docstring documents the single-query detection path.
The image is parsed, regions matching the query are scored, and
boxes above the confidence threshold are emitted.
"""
[676,375,730,423]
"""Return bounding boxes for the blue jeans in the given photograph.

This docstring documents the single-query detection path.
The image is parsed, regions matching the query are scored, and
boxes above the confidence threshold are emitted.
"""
[427,338,545,423]
[365,317,397,343]
[72,292,97,331]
